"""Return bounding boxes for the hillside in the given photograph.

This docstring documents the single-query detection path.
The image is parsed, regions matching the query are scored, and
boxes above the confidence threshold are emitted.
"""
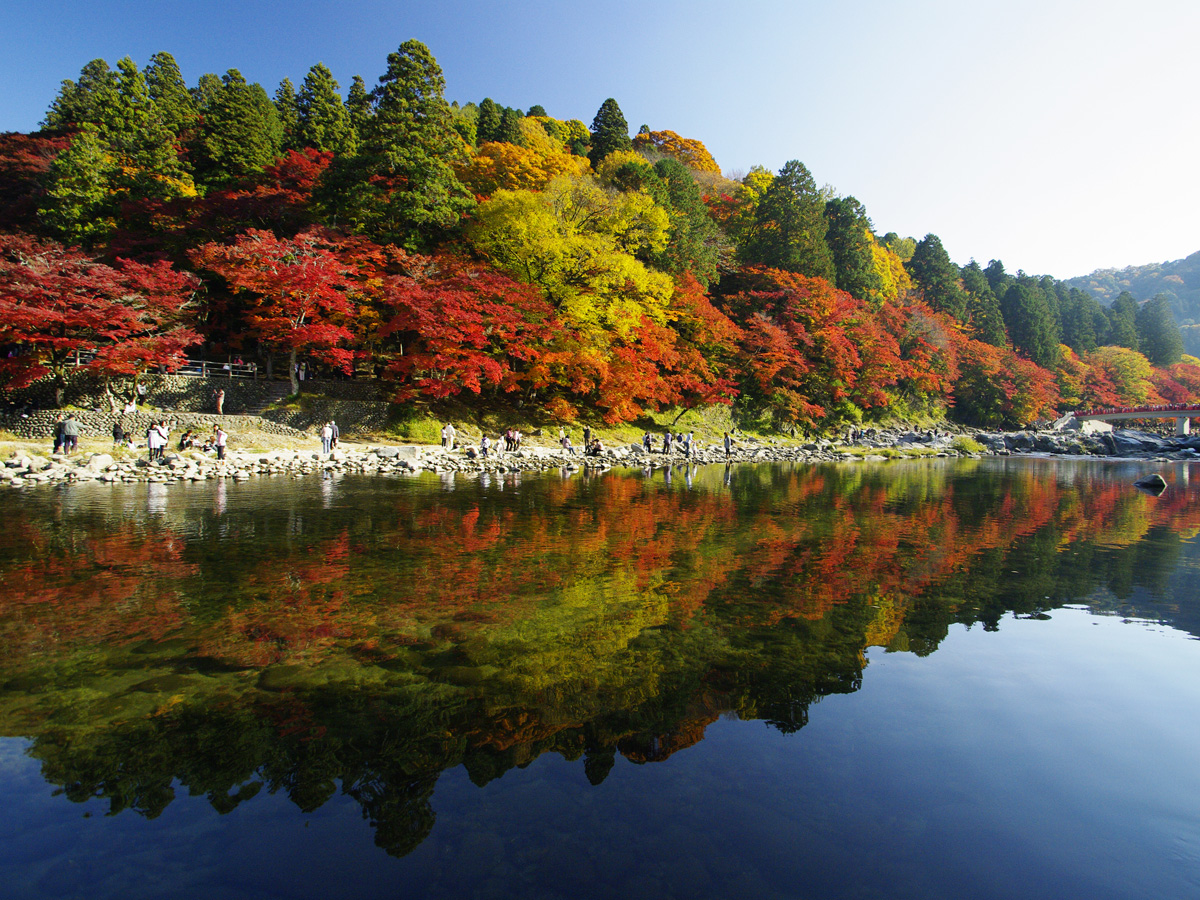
[1066,251,1200,354]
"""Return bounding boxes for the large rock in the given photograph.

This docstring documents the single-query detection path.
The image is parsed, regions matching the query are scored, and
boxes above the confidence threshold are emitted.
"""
[83,453,114,472]
[1111,430,1168,455]
[1134,473,1168,495]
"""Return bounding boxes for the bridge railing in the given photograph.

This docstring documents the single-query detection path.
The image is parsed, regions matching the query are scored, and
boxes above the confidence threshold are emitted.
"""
[1077,405,1200,417]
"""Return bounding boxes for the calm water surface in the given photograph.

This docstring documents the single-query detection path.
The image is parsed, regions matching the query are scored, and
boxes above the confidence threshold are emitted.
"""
[0,458,1197,900]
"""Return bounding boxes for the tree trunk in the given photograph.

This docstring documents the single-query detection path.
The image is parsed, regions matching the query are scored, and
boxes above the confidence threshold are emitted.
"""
[289,347,299,395]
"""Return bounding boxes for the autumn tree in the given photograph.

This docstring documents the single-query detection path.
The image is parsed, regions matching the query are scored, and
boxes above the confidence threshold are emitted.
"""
[631,129,720,173]
[0,234,200,406]
[372,257,562,401]
[469,175,672,341]
[190,228,357,393]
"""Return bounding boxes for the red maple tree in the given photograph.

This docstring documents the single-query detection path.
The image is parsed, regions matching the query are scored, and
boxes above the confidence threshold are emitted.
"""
[0,233,199,406]
[191,227,357,393]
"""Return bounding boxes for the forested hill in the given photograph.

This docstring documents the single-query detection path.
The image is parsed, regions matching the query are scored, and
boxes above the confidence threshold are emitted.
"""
[1065,252,1200,355]
[2,40,1199,431]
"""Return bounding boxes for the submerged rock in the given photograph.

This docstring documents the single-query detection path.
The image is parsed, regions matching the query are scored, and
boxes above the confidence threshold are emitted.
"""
[1134,473,1168,496]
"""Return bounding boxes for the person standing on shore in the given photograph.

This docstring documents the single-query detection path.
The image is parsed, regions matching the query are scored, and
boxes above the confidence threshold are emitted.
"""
[320,421,333,454]
[330,420,339,449]
[214,424,227,460]
[214,388,225,415]
[61,414,80,455]
[723,432,733,459]
[52,414,65,454]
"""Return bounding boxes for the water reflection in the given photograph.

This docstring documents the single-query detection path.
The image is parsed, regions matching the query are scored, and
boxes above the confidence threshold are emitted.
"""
[0,458,1197,863]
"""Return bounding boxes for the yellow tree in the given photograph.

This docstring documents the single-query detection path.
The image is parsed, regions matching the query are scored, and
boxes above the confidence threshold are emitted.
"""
[632,129,720,173]
[469,175,672,341]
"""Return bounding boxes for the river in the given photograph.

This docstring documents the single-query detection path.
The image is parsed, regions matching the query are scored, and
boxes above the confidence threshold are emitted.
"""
[0,458,1197,899]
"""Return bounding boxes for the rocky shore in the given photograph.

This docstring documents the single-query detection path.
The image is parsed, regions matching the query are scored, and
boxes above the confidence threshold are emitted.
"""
[3,420,1198,489]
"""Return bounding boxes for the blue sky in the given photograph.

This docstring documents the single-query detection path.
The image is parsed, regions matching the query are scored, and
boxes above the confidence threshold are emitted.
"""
[4,0,1198,279]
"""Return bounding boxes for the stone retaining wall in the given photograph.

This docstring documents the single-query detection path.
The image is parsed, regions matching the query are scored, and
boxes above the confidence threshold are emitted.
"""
[4,371,386,414]
[2,409,310,442]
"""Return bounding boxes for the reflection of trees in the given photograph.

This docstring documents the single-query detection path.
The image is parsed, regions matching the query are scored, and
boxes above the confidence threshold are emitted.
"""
[2,460,1199,856]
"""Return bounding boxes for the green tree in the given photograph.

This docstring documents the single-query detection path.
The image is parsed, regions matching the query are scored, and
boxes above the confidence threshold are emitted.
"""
[323,40,473,248]
[823,196,881,299]
[1108,292,1140,350]
[587,98,632,168]
[274,78,300,150]
[346,75,372,143]
[906,234,967,320]
[191,70,283,187]
[38,125,117,245]
[740,160,834,280]
[1059,288,1104,354]
[43,59,118,129]
[646,158,727,285]
[984,258,1011,298]
[496,107,524,145]
[1002,280,1059,368]
[477,97,501,144]
[144,52,196,139]
[527,104,547,117]
[296,63,356,155]
[1135,293,1184,365]
[961,260,1007,346]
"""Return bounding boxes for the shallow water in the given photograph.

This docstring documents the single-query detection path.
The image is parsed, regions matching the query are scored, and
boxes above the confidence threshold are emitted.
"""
[0,458,1197,899]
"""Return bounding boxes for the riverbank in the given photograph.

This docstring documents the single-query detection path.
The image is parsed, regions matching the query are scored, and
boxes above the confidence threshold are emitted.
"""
[4,418,1199,489]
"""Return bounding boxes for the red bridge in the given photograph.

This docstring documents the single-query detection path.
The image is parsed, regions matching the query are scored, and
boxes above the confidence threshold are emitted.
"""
[1075,405,1200,435]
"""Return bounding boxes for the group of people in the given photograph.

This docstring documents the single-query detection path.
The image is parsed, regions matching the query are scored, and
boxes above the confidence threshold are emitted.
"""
[141,420,228,459]
[51,414,81,454]
[320,420,340,454]
[640,431,697,457]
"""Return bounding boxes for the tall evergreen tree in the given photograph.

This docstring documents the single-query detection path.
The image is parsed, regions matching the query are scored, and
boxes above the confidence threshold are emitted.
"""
[1059,288,1102,354]
[346,75,373,144]
[906,234,967,320]
[1002,280,1059,368]
[961,260,1007,346]
[646,158,726,285]
[296,63,356,155]
[496,106,524,145]
[274,78,301,151]
[324,40,473,248]
[476,97,501,144]
[739,159,834,280]
[1108,292,1140,350]
[38,125,117,245]
[1135,293,1184,365]
[191,69,282,187]
[984,259,1010,298]
[144,52,196,140]
[527,104,547,117]
[823,196,880,300]
[587,98,631,167]
[43,59,118,129]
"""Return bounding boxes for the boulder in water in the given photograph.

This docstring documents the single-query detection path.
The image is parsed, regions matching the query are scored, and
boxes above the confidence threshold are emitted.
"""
[1134,473,1167,496]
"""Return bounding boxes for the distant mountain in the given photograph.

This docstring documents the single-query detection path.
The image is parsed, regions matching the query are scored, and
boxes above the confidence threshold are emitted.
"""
[1065,251,1200,356]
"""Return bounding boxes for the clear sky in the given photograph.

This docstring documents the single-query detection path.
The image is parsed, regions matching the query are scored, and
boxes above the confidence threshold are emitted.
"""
[3,0,1197,279]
